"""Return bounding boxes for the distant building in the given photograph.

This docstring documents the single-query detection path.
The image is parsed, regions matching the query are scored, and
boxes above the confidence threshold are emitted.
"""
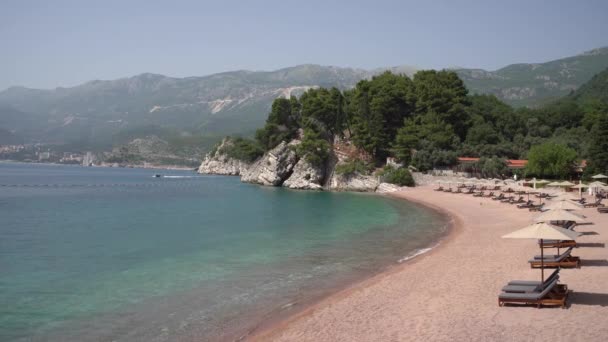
[82,152,96,166]
[456,157,528,169]
[38,151,51,160]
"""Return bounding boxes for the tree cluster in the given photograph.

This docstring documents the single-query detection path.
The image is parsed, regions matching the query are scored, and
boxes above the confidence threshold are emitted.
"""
[226,68,608,179]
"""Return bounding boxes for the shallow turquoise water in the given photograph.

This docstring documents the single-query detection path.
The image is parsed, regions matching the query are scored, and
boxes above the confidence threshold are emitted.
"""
[0,162,447,341]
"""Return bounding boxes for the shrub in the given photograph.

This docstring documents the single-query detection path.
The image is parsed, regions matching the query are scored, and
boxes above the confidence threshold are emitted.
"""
[335,158,374,176]
[379,165,415,186]
[220,137,264,162]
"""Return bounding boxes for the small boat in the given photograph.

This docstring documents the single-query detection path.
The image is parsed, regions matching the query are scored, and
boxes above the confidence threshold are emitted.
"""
[154,174,162,178]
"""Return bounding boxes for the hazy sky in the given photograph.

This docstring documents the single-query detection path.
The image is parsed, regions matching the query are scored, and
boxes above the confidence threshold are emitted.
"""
[2,0,607,90]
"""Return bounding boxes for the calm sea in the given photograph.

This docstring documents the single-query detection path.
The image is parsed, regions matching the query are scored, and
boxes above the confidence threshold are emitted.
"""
[0,162,447,341]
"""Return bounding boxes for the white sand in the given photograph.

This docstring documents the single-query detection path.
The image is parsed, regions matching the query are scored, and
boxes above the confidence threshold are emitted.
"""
[253,186,608,341]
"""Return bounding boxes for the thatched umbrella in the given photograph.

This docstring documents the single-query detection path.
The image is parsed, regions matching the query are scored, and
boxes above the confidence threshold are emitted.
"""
[502,223,581,282]
[544,199,583,211]
[592,174,608,180]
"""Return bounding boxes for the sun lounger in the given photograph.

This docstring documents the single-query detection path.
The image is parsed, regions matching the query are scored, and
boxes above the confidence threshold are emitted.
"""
[434,186,444,191]
[483,192,494,198]
[509,196,525,204]
[443,188,452,193]
[473,191,484,197]
[529,247,580,269]
[492,194,505,201]
[502,270,561,293]
[507,269,560,287]
[597,207,608,213]
[500,196,515,203]
[584,199,604,208]
[498,279,568,308]
[529,204,544,212]
[517,200,534,208]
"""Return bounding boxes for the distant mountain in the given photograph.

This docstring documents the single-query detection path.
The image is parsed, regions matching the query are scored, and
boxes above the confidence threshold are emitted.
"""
[1,47,608,149]
[0,65,387,147]
[455,47,608,107]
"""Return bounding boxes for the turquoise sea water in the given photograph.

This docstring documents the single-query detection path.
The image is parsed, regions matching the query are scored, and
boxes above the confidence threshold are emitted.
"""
[0,162,447,341]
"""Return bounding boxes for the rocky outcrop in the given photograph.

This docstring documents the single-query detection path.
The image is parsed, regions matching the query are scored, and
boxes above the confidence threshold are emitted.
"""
[328,173,380,192]
[197,138,251,175]
[375,182,403,193]
[283,156,325,190]
[241,141,299,186]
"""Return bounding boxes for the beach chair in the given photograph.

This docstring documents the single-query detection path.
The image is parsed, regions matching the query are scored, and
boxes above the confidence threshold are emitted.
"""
[529,204,544,212]
[529,247,580,269]
[483,192,495,198]
[583,199,604,208]
[498,278,568,308]
[492,193,505,201]
[597,207,608,213]
[500,196,515,203]
[509,196,525,204]
[517,200,534,209]
[473,191,484,197]
[434,186,444,191]
[502,269,561,293]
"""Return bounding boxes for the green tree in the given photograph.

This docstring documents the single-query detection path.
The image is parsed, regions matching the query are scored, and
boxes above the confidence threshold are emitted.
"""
[393,112,456,164]
[349,72,415,160]
[413,70,470,139]
[585,113,608,177]
[296,128,330,167]
[255,97,300,150]
[525,142,577,178]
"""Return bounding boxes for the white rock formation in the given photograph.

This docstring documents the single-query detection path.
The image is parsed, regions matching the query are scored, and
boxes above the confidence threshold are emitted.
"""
[241,141,299,186]
[283,157,325,190]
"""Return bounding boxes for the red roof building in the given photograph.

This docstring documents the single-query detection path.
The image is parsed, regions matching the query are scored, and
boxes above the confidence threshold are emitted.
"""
[457,157,528,169]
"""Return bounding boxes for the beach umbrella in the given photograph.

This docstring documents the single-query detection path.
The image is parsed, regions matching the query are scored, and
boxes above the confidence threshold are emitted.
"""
[544,199,582,211]
[546,181,561,187]
[535,209,586,224]
[592,174,608,180]
[570,182,587,198]
[551,192,577,201]
[589,181,606,187]
[502,222,581,282]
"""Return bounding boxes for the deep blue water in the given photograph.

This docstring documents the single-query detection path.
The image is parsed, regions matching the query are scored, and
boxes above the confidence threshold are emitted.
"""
[0,162,447,341]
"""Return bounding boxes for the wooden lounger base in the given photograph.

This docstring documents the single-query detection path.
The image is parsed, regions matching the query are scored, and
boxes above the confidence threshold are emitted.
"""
[530,257,581,269]
[541,241,577,248]
[499,285,569,309]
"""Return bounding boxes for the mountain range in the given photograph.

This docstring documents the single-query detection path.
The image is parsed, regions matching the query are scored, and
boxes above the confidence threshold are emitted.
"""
[1,47,607,149]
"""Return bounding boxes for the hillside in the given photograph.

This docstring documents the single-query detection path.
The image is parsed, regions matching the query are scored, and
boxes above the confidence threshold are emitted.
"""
[571,66,608,104]
[0,65,376,148]
[455,47,608,107]
[1,47,608,153]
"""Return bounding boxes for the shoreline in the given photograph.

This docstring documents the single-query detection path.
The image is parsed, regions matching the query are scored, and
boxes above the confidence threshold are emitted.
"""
[252,185,608,341]
[248,190,461,341]
[0,159,197,171]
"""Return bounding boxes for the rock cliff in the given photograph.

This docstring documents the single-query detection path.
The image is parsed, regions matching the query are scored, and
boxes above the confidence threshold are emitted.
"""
[198,138,400,192]
[282,156,325,190]
[197,138,251,175]
[241,141,299,186]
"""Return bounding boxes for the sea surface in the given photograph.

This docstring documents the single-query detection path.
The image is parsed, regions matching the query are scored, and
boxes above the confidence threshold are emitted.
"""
[0,162,448,341]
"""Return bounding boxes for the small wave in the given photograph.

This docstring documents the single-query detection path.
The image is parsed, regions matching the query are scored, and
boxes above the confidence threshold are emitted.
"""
[398,243,439,263]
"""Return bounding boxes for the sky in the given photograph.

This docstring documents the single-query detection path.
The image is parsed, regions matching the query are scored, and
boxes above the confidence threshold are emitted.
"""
[1,0,607,90]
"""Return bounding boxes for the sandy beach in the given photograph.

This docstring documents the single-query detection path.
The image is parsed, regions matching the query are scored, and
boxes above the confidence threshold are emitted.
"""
[253,185,608,341]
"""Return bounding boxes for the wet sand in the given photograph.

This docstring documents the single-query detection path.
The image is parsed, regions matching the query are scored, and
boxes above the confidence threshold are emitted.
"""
[253,186,608,341]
